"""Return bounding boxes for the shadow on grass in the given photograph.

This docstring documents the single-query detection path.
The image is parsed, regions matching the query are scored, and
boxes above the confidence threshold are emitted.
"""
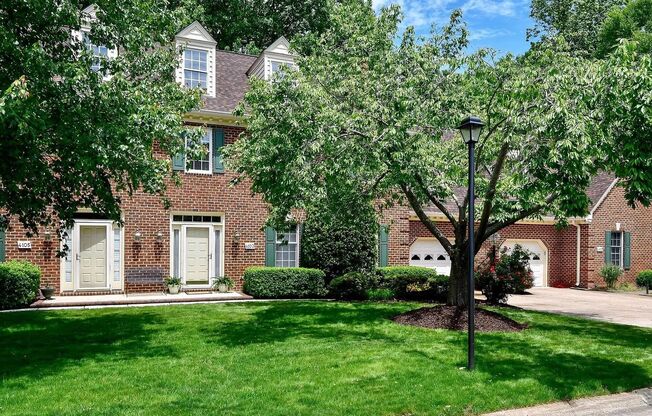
[0,309,172,382]
[203,301,411,347]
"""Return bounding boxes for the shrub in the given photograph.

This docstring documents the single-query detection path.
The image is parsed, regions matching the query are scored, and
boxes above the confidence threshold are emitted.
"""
[366,288,395,301]
[0,260,41,309]
[328,272,376,300]
[599,264,622,289]
[377,266,448,301]
[300,200,378,282]
[636,270,652,293]
[243,267,327,298]
[475,245,534,304]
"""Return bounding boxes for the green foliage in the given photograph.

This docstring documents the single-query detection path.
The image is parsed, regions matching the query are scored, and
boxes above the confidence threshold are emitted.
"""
[212,276,235,289]
[636,270,652,289]
[528,0,627,55]
[0,1,202,234]
[165,276,182,287]
[476,245,534,305]
[377,266,448,301]
[0,260,41,309]
[596,42,652,207]
[366,288,395,301]
[599,264,623,289]
[597,0,652,57]
[328,272,376,300]
[300,199,378,282]
[243,267,327,298]
[197,0,333,54]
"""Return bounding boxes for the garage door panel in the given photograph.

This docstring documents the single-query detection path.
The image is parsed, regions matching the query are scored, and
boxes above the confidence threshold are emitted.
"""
[410,239,451,276]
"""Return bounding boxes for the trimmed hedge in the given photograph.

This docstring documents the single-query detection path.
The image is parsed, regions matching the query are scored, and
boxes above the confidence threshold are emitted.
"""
[243,267,327,298]
[377,266,448,301]
[0,260,41,310]
[328,272,377,300]
[637,270,652,292]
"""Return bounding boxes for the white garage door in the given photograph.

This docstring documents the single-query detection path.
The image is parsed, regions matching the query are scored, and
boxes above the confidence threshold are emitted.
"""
[409,239,451,275]
[501,240,547,287]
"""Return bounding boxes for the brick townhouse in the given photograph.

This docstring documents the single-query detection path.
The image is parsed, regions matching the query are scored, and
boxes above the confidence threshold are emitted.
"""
[0,12,650,295]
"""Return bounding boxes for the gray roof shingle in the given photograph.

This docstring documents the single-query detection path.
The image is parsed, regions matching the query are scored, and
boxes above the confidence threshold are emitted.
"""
[201,50,257,113]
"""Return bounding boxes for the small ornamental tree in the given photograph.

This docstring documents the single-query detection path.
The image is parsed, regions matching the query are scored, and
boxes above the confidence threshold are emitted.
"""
[301,197,378,282]
[225,3,652,306]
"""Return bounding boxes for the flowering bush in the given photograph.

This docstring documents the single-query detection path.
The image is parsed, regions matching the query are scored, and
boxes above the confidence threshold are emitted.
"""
[475,245,534,304]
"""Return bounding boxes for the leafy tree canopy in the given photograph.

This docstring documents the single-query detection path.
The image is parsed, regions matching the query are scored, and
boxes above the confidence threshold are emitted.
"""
[226,2,624,305]
[0,0,203,234]
[528,0,627,55]
[597,0,652,57]
[197,0,335,54]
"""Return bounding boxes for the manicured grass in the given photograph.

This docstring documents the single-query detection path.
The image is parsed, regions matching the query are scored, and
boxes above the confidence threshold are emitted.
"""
[0,302,650,415]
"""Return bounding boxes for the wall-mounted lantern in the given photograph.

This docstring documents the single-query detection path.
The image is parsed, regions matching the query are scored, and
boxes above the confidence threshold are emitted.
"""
[134,230,142,242]
[233,232,241,244]
[44,228,52,242]
[156,230,163,243]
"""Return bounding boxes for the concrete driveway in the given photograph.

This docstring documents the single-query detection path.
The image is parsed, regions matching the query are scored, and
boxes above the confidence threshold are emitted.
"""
[507,288,652,328]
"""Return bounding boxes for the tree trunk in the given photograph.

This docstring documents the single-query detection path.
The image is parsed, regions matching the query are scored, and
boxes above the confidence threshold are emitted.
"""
[447,250,469,306]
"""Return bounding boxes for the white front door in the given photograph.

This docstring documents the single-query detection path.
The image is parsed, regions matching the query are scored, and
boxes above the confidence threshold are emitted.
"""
[184,227,210,285]
[502,240,547,287]
[409,238,451,275]
[79,225,108,288]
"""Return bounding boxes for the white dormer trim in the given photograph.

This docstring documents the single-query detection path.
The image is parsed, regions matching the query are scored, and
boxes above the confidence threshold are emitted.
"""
[175,21,217,97]
[247,36,296,81]
[72,4,117,78]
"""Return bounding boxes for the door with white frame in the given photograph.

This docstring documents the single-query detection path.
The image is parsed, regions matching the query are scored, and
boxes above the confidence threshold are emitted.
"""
[60,219,123,292]
[171,215,223,288]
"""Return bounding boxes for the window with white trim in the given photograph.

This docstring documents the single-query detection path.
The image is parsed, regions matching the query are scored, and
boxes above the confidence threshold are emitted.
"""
[184,49,208,90]
[82,32,109,72]
[275,228,299,267]
[609,231,623,267]
[186,129,211,173]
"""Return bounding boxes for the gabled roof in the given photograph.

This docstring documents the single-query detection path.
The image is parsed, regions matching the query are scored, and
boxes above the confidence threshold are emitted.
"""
[175,21,217,45]
[588,172,617,213]
[246,36,293,76]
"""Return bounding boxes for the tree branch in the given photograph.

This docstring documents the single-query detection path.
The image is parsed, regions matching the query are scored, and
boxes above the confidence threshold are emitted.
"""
[414,173,458,228]
[476,140,510,243]
[481,193,558,246]
[401,182,453,254]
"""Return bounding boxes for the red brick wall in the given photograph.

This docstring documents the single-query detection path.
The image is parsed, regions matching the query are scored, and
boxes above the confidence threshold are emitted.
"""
[3,226,60,290]
[408,220,579,287]
[588,185,652,287]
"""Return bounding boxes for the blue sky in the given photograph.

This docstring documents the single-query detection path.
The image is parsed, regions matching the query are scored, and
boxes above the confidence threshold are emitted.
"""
[372,0,534,55]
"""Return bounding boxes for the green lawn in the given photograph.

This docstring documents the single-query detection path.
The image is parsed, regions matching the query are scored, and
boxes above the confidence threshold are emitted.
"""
[0,302,650,416]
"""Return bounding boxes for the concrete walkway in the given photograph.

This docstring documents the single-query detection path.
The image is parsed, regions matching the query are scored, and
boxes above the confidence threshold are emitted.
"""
[508,288,652,328]
[26,291,252,309]
[485,388,652,415]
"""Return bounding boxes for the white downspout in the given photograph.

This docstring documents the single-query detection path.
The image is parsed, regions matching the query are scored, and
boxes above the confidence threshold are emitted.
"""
[573,222,581,286]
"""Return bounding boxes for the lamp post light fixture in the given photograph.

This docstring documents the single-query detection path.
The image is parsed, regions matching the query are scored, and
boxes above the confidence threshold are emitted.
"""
[458,115,484,371]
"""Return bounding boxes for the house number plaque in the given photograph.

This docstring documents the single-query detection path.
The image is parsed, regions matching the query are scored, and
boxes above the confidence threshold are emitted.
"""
[17,241,32,249]
[244,242,255,250]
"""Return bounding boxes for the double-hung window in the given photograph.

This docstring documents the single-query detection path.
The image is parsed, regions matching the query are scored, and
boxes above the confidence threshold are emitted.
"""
[184,49,207,90]
[186,129,211,173]
[275,228,299,267]
[609,231,623,267]
[82,33,109,72]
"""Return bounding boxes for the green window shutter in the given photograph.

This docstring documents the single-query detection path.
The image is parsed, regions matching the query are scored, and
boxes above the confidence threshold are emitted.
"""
[0,229,5,262]
[212,128,225,173]
[604,231,611,264]
[623,232,631,270]
[264,227,276,267]
[378,225,389,267]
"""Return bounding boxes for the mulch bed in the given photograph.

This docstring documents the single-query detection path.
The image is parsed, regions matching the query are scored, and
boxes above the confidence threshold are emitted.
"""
[392,306,528,332]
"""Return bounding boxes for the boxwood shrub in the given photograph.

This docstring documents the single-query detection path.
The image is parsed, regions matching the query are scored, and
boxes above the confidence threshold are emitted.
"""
[377,266,448,301]
[637,270,652,293]
[0,260,41,309]
[328,272,378,300]
[243,267,327,298]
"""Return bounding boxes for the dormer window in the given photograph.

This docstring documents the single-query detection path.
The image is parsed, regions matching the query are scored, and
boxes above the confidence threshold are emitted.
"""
[83,33,109,72]
[184,49,208,90]
[175,21,217,97]
[246,36,295,81]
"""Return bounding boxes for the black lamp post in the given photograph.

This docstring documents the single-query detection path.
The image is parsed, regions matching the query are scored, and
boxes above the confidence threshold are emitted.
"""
[458,115,484,371]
